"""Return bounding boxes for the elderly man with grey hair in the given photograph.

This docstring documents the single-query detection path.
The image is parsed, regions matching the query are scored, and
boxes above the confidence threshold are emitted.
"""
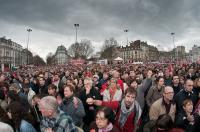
[39,96,78,132]
[149,86,176,121]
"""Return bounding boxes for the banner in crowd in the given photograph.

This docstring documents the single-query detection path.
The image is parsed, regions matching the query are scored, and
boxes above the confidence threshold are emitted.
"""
[98,59,108,65]
[69,59,85,65]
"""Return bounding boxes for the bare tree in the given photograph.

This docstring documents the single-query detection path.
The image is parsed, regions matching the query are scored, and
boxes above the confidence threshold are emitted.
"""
[100,37,119,59]
[68,39,94,59]
[32,55,46,66]
[46,52,55,65]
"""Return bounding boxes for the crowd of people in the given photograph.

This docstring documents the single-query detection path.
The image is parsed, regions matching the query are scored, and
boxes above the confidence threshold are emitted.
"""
[0,62,200,132]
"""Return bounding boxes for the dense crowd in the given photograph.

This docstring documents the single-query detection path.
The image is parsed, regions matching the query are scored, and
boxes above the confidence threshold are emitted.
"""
[0,62,200,132]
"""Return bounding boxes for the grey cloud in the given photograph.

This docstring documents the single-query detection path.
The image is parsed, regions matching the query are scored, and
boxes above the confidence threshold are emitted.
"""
[0,0,200,50]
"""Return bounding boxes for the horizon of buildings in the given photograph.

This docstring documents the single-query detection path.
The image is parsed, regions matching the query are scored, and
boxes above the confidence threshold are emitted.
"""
[0,36,200,67]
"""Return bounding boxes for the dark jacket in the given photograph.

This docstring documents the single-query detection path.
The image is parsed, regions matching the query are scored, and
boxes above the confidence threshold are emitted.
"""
[18,91,30,113]
[194,112,200,131]
[174,89,198,113]
[143,120,156,132]
[60,96,85,127]
[78,87,101,126]
[194,86,200,98]
[172,84,183,95]
[39,85,48,94]
[30,82,39,94]
[186,73,197,81]
[175,111,195,132]
[164,76,172,86]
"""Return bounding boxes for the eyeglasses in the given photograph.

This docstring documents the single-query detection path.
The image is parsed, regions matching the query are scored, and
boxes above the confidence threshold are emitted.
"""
[164,92,174,94]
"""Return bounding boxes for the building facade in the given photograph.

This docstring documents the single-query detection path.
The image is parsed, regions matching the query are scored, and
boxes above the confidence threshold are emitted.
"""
[158,51,174,62]
[0,37,23,67]
[54,45,69,65]
[21,49,33,65]
[118,40,159,62]
[175,46,186,61]
[189,45,200,62]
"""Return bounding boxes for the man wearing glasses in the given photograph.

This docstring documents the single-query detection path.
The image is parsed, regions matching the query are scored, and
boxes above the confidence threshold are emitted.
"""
[149,86,176,121]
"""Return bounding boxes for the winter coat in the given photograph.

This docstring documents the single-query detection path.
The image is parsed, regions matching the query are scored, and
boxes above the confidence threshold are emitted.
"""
[78,87,101,126]
[174,89,198,113]
[175,111,195,132]
[146,85,164,108]
[149,98,176,121]
[60,96,85,127]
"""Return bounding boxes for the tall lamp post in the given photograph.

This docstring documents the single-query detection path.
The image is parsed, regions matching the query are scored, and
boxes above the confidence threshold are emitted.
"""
[27,28,32,65]
[124,29,129,45]
[74,24,79,43]
[171,32,175,62]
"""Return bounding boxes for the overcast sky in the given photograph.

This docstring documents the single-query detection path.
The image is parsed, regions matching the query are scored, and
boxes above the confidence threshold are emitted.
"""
[0,0,200,59]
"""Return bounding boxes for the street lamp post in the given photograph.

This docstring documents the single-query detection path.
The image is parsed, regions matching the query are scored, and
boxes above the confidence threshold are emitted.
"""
[171,32,175,62]
[74,24,79,43]
[26,28,32,65]
[124,29,129,45]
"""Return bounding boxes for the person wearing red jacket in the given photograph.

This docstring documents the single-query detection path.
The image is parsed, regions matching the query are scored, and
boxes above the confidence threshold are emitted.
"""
[100,70,124,93]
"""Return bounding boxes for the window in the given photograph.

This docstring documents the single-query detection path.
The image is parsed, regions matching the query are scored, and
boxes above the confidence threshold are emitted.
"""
[6,51,9,56]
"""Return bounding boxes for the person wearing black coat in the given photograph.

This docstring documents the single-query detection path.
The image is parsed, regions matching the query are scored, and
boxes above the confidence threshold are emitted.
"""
[175,99,195,132]
[171,75,183,95]
[78,77,102,132]
[193,77,200,98]
[174,79,198,113]
[38,77,48,94]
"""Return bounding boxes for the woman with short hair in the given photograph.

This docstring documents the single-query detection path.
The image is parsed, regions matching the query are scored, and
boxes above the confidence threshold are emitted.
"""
[175,99,195,132]
[89,106,119,132]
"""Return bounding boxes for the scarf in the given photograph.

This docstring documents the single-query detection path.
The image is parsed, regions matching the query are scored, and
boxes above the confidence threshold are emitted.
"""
[109,86,117,100]
[118,99,135,128]
[118,100,142,132]
[98,123,113,132]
